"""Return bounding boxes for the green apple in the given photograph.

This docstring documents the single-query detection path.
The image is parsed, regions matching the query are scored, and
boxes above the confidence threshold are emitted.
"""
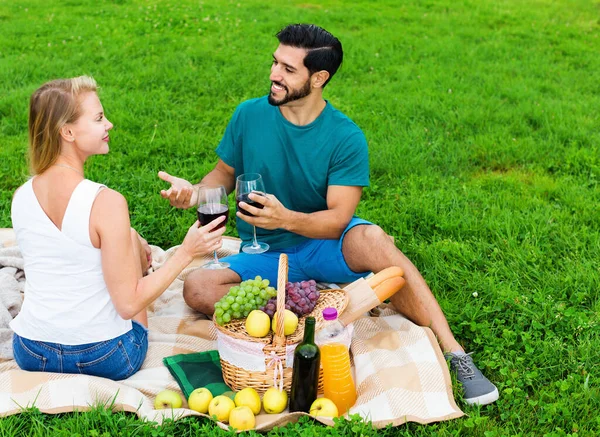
[309,397,339,418]
[234,387,261,415]
[245,310,271,337]
[262,386,288,414]
[154,389,183,410]
[229,406,256,431]
[271,309,299,336]
[188,387,213,414]
[208,395,236,423]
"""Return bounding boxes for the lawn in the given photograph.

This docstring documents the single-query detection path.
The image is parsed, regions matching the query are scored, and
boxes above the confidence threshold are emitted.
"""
[1,0,599,435]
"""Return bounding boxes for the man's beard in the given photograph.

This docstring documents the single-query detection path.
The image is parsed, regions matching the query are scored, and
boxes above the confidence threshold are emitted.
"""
[268,80,312,106]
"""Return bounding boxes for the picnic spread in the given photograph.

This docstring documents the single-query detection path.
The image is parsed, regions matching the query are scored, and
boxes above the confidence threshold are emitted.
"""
[0,228,463,430]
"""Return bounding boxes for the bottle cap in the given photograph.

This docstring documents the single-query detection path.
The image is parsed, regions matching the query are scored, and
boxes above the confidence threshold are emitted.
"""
[322,307,338,320]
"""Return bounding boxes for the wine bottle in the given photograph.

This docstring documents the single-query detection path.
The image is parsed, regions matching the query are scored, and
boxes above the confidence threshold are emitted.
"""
[289,317,320,413]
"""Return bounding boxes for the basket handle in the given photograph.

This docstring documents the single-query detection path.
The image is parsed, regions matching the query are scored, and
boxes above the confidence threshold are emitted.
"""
[273,253,288,347]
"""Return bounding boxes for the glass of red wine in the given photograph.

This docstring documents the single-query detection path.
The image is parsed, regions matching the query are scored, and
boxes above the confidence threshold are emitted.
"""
[197,185,230,269]
[235,173,269,254]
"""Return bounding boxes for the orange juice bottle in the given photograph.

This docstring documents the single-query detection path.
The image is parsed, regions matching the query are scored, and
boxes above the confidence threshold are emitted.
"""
[316,308,357,415]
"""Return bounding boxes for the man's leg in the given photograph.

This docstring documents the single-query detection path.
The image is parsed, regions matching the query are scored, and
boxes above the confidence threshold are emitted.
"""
[342,224,462,353]
[342,223,499,406]
[183,250,282,315]
[183,268,241,315]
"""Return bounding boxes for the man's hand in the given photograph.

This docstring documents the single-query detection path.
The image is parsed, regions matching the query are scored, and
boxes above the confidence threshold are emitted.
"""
[137,234,153,272]
[158,171,197,209]
[236,192,290,230]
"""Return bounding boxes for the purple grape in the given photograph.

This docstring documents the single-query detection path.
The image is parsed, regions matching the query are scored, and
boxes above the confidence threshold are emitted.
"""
[308,292,316,301]
[308,280,316,287]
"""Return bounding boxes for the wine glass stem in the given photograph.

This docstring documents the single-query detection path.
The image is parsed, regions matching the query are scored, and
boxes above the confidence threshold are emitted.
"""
[213,250,219,264]
[252,225,259,247]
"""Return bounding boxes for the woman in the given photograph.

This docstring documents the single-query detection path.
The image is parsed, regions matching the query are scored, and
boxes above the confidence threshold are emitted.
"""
[10,76,225,380]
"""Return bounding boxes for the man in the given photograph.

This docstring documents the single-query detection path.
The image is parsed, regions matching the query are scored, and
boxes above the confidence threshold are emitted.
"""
[159,23,498,406]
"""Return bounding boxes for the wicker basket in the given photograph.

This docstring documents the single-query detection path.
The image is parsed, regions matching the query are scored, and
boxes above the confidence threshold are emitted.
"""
[214,253,348,394]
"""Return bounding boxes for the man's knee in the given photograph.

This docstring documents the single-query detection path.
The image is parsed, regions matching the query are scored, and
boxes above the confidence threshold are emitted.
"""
[183,269,214,314]
[346,224,389,246]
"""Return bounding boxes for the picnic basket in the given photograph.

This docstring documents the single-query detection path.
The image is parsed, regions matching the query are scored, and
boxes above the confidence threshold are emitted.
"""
[213,253,349,394]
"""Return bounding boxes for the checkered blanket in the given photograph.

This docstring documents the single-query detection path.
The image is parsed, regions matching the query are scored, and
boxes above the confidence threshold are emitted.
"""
[0,230,463,430]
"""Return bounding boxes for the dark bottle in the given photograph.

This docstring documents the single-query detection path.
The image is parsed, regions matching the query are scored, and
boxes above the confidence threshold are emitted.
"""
[289,317,320,413]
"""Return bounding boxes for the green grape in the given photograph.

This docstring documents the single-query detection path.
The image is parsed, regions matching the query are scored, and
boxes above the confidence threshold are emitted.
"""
[214,302,222,309]
[222,313,231,323]
[244,302,253,311]
[231,286,241,293]
[254,275,263,282]
[259,290,268,299]
[231,302,241,311]
[243,309,250,317]
[261,279,270,287]
[232,311,242,319]
[244,285,253,293]
[215,308,224,317]
[238,289,246,297]
[229,289,238,297]
[251,286,259,295]
[221,301,230,310]
[216,316,224,325]
[226,296,235,304]
[235,296,244,304]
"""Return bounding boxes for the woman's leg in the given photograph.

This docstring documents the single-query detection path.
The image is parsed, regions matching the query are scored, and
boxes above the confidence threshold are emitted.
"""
[130,228,149,327]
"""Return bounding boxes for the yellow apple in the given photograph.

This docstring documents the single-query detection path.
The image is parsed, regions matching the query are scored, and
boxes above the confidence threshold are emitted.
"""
[187,387,213,414]
[234,387,262,415]
[271,309,299,335]
[309,397,339,418]
[245,310,271,338]
[229,406,256,431]
[154,390,183,410]
[262,387,288,414]
[208,395,236,423]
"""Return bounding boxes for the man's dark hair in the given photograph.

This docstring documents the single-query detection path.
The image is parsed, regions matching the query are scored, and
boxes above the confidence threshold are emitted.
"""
[276,24,343,88]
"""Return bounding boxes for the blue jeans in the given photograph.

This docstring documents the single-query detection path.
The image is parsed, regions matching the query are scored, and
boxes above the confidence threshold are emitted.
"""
[12,321,148,381]
[224,217,373,285]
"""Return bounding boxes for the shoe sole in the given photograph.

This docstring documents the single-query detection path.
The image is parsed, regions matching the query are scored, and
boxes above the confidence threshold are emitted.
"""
[464,387,499,406]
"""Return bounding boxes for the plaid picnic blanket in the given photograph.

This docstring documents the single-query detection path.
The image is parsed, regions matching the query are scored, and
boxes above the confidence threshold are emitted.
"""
[0,229,463,430]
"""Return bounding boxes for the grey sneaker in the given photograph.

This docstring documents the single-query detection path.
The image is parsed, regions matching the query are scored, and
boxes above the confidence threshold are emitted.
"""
[446,352,499,406]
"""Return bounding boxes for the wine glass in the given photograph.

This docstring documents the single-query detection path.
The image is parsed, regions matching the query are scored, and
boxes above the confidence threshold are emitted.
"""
[197,185,230,269]
[235,173,270,254]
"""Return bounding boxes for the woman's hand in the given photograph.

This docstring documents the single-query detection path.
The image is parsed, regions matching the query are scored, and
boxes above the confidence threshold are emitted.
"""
[180,216,227,259]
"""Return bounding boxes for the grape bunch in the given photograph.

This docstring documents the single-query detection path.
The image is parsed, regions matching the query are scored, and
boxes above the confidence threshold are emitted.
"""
[214,276,277,326]
[261,280,320,317]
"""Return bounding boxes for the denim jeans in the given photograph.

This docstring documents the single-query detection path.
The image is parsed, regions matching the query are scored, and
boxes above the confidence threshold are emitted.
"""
[12,321,148,381]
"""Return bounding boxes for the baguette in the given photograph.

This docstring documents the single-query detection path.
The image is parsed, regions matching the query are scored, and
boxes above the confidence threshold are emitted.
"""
[366,266,404,289]
[372,276,405,302]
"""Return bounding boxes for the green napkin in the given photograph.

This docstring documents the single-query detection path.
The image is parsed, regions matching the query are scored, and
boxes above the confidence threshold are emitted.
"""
[163,350,231,399]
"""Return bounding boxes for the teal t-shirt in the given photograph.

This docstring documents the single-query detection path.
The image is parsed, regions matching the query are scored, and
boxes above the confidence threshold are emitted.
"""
[216,96,369,250]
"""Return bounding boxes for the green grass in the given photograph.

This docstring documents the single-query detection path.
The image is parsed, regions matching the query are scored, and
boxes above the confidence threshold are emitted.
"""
[1,0,599,435]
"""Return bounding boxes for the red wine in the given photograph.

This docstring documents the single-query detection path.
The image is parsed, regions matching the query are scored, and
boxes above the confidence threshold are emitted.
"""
[289,317,320,413]
[236,192,265,216]
[197,204,229,229]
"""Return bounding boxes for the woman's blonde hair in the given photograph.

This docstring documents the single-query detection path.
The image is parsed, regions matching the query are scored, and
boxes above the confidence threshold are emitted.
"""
[28,76,98,175]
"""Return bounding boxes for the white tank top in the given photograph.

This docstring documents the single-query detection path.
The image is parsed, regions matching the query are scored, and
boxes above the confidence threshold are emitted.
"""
[10,178,132,344]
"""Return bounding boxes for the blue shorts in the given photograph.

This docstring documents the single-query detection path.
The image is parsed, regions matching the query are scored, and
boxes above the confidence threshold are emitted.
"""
[12,321,149,381]
[223,217,373,285]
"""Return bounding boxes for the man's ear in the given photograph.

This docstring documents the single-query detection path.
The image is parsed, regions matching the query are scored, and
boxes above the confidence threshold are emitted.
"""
[311,70,330,89]
[60,125,75,142]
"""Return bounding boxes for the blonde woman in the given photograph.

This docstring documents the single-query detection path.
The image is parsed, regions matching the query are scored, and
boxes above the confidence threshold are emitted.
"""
[10,76,225,380]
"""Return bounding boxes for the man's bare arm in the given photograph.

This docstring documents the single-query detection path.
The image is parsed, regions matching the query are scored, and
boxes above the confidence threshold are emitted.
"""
[238,185,363,240]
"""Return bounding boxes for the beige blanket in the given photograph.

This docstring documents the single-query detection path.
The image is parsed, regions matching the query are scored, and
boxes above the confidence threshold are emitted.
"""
[0,229,463,430]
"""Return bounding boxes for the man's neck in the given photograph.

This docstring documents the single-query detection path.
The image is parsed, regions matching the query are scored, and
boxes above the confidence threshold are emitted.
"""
[278,94,327,126]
